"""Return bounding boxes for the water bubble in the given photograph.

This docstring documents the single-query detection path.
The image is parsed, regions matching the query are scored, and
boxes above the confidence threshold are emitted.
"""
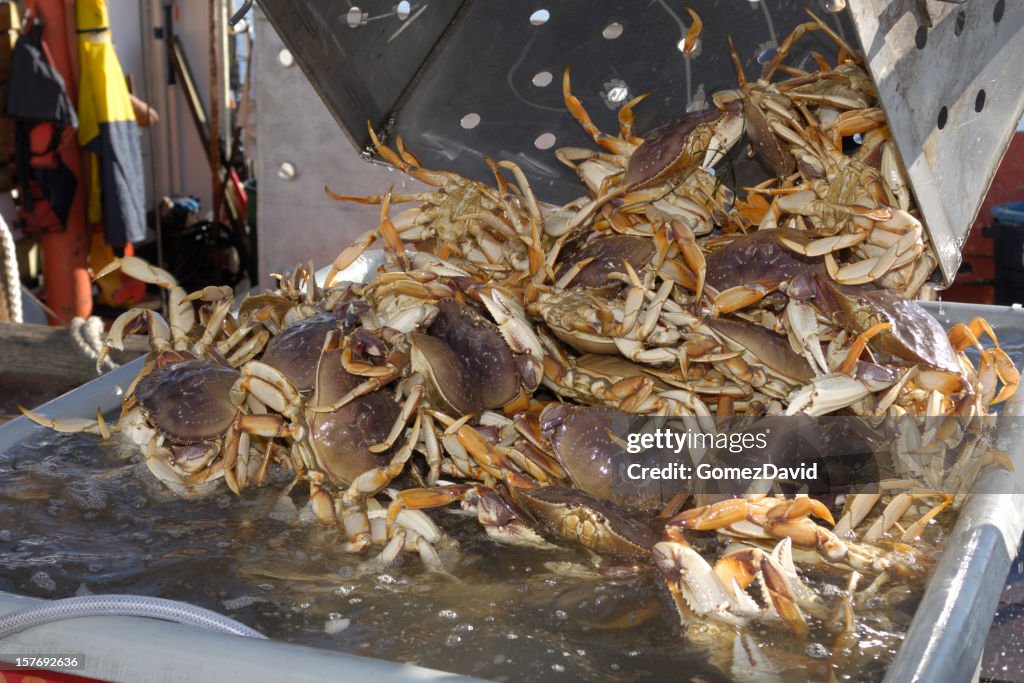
[554,609,568,620]
[217,495,232,509]
[506,632,519,640]
[806,642,831,659]
[445,634,463,647]
[325,616,351,634]
[66,481,109,511]
[223,595,267,610]
[551,663,565,672]
[377,573,397,585]
[439,609,458,619]
[31,571,56,592]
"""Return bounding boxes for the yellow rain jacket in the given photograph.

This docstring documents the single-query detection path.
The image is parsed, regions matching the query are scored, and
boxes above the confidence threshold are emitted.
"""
[76,0,145,245]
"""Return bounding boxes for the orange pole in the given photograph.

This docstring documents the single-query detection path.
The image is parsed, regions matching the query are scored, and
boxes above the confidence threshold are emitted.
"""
[29,0,92,325]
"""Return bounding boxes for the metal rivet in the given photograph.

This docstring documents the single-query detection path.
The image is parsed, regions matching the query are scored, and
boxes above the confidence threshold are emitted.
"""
[532,71,553,87]
[277,161,297,180]
[276,48,294,67]
[460,113,481,130]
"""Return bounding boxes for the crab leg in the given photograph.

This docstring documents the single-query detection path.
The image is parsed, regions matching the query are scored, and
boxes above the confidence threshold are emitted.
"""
[340,413,420,552]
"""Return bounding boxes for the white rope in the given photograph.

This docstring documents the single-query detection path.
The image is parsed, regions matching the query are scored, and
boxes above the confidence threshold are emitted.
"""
[0,211,21,323]
[71,315,118,372]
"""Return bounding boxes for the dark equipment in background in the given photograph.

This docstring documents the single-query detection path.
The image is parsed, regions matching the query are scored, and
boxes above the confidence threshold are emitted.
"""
[137,196,245,292]
[985,201,1024,306]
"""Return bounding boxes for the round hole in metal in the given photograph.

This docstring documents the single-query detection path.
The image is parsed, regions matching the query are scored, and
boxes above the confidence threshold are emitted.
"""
[397,1,411,20]
[954,10,966,36]
[937,106,948,130]
[534,132,557,150]
[276,48,294,67]
[602,22,624,39]
[532,71,553,87]
[975,90,986,113]
[915,25,927,49]
[529,9,550,26]
[347,7,364,28]
[460,113,481,130]
[994,0,1005,23]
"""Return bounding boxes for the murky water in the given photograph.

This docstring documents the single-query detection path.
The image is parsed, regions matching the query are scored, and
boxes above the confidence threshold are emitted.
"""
[0,430,924,682]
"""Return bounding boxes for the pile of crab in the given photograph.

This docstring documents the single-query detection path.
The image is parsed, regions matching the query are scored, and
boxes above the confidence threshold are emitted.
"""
[24,9,1022,679]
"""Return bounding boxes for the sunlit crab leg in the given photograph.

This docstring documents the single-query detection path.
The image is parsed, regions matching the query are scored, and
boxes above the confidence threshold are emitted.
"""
[19,407,111,438]
[191,298,233,357]
[785,374,871,416]
[99,308,172,369]
[785,299,828,375]
[230,361,304,419]
[324,227,378,287]
[562,67,636,156]
[94,256,177,289]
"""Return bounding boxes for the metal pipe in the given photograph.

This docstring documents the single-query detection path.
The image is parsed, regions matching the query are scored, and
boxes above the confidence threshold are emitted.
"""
[0,595,266,640]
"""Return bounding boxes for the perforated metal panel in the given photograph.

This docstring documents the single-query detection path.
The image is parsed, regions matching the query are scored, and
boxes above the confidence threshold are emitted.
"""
[259,0,856,202]
[258,0,1024,285]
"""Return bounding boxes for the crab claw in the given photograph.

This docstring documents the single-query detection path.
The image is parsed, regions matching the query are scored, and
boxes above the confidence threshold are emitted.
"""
[19,406,108,437]
[94,256,177,289]
[653,541,759,626]
[785,374,870,416]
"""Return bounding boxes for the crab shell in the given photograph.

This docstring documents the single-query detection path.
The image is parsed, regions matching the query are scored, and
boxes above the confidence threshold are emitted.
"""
[260,312,338,394]
[409,331,484,416]
[512,486,658,561]
[554,234,656,289]
[623,108,741,190]
[134,358,240,444]
[427,298,522,410]
[539,403,687,513]
[307,346,400,485]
